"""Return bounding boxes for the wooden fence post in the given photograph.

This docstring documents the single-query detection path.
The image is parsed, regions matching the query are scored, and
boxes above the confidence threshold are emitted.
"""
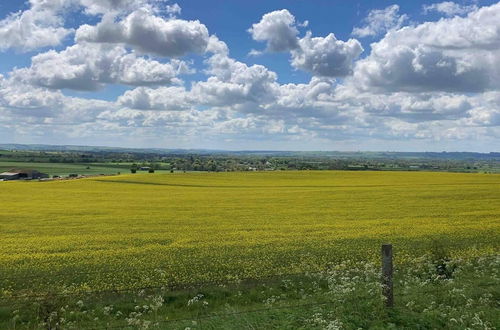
[381,244,394,307]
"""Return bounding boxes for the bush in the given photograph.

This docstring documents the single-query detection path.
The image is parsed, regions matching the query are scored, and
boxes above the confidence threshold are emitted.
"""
[429,240,456,279]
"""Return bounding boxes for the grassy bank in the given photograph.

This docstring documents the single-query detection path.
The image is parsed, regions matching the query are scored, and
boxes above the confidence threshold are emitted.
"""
[2,256,498,329]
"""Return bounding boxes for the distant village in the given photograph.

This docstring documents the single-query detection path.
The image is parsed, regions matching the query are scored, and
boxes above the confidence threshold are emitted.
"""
[1,148,499,178]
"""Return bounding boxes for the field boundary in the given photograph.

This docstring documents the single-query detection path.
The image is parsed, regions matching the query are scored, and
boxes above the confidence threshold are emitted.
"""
[2,246,499,329]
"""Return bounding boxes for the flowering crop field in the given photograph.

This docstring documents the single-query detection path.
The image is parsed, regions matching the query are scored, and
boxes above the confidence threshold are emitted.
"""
[1,171,499,329]
[1,171,498,295]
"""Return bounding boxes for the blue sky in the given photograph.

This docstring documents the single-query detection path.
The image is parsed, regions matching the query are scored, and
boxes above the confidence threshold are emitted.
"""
[0,0,499,151]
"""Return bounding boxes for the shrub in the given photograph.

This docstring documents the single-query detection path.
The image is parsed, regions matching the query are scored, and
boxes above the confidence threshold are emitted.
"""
[429,240,456,279]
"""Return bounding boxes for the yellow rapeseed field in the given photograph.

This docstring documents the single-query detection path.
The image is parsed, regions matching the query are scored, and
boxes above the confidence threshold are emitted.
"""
[0,171,499,295]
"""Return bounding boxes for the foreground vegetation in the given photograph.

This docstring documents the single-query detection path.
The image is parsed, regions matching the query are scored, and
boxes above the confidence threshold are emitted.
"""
[0,171,499,328]
[3,256,499,329]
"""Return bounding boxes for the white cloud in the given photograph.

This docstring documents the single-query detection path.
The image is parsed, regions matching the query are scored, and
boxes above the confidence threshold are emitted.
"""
[248,49,264,57]
[298,20,309,28]
[97,107,220,129]
[118,86,192,110]
[462,92,500,126]
[78,0,151,15]
[385,4,500,50]
[1,2,499,150]
[191,53,279,108]
[423,1,478,16]
[352,3,500,93]
[0,1,72,52]
[11,43,191,91]
[166,3,182,16]
[0,74,113,126]
[206,35,229,55]
[249,10,363,77]
[76,8,210,57]
[0,0,180,52]
[118,49,282,111]
[352,5,408,37]
[0,77,64,110]
[355,91,473,122]
[248,9,299,52]
[354,45,493,93]
[276,78,336,110]
[291,32,363,77]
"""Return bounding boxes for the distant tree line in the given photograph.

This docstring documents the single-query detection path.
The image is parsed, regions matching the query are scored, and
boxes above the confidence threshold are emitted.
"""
[0,149,498,173]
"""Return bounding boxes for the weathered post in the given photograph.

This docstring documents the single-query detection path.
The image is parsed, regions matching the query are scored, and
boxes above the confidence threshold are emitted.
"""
[381,244,394,307]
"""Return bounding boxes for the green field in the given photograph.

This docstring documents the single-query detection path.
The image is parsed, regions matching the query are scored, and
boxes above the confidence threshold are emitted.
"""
[0,171,499,328]
[0,161,126,177]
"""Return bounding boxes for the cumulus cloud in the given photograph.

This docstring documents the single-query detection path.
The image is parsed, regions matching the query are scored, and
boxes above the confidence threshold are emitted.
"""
[118,86,192,110]
[249,10,363,77]
[117,48,282,112]
[206,35,229,55]
[354,46,492,93]
[165,3,182,16]
[352,2,500,93]
[116,53,347,119]
[383,4,500,50]
[192,52,280,108]
[291,32,363,77]
[11,43,191,91]
[248,9,299,52]
[0,0,184,52]
[362,92,473,122]
[423,1,478,16]
[460,92,500,126]
[0,78,64,110]
[97,107,221,130]
[0,74,114,127]
[76,8,210,57]
[352,5,408,37]
[78,0,149,15]
[276,77,336,110]
[1,2,499,149]
[0,1,72,52]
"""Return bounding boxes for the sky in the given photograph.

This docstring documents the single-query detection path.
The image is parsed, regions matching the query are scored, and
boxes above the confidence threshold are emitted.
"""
[0,0,499,152]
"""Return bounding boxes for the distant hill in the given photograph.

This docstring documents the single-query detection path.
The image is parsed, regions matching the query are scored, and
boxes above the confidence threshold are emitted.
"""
[0,143,499,161]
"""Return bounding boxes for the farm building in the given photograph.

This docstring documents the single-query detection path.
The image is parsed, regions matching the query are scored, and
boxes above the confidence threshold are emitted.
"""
[0,169,49,180]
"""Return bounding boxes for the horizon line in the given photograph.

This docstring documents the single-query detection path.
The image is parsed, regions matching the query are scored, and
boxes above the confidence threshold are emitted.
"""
[1,143,498,154]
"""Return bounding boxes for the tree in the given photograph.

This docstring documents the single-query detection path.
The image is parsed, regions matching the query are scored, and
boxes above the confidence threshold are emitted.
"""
[131,163,138,173]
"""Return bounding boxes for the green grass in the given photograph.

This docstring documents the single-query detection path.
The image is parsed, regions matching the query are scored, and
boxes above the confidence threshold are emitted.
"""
[3,257,499,329]
[0,161,127,177]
